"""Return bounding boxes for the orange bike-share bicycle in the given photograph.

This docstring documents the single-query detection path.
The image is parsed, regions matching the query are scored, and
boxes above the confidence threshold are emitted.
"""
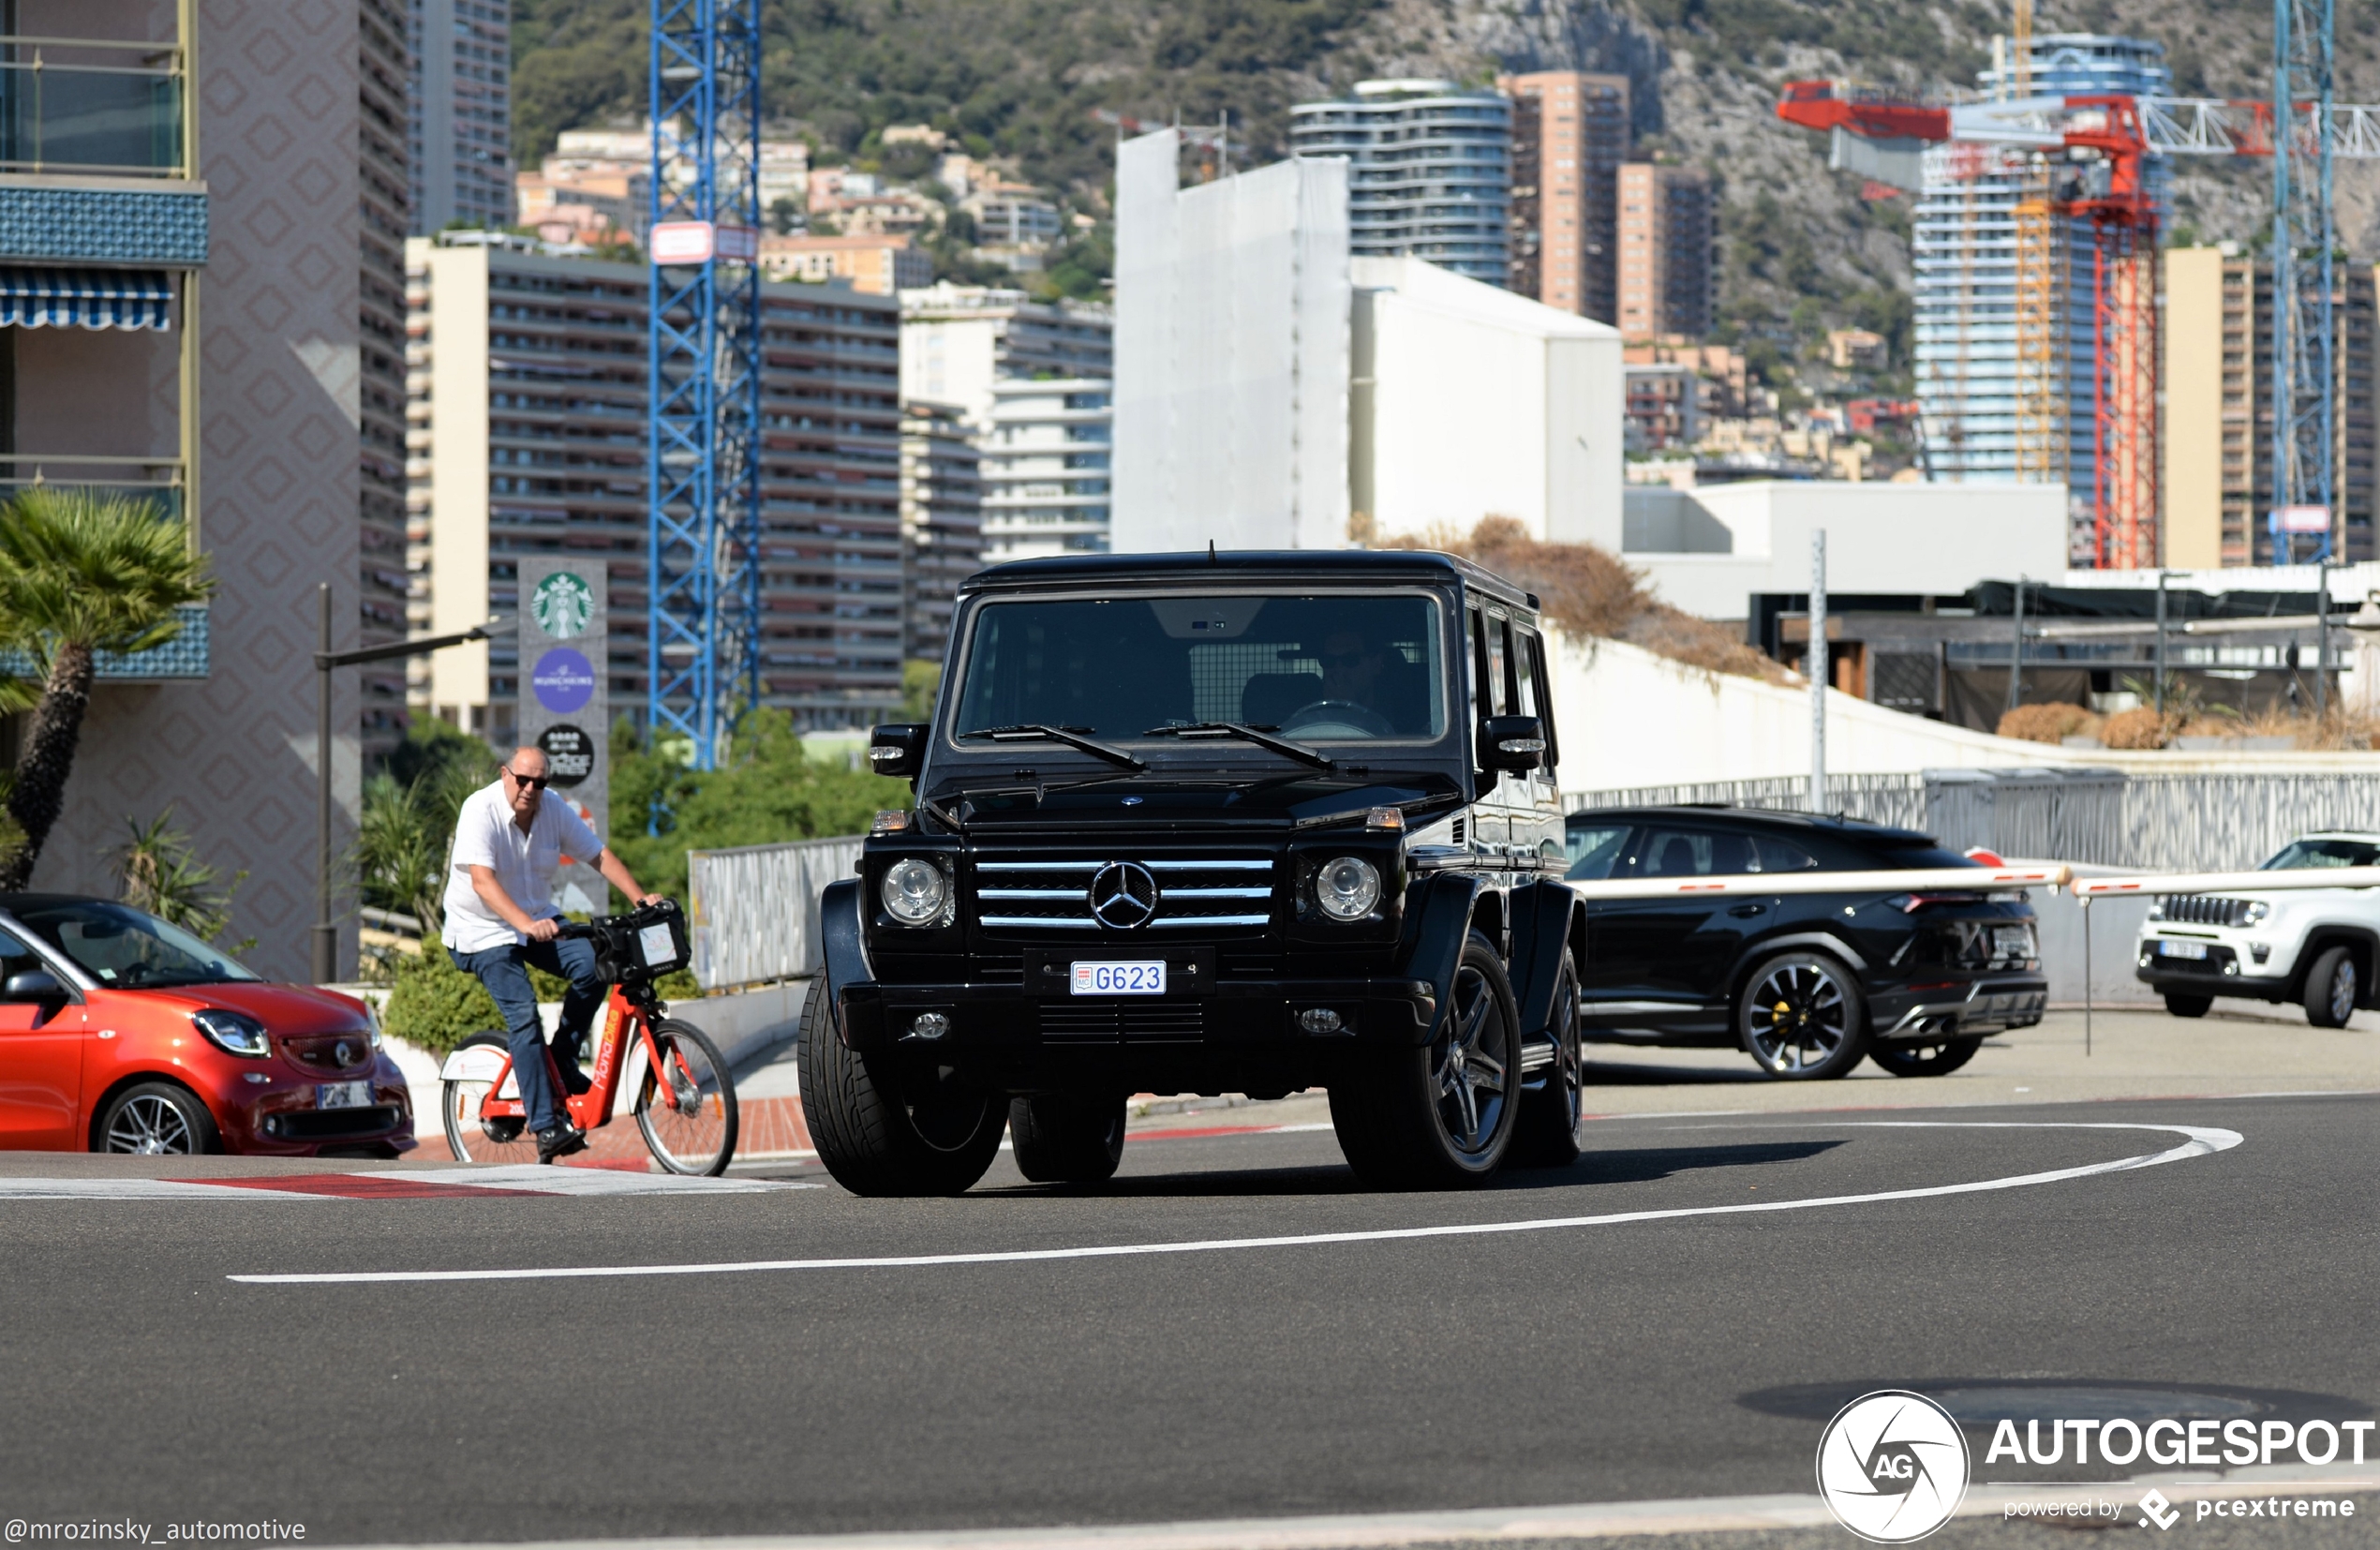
[438,902,739,1175]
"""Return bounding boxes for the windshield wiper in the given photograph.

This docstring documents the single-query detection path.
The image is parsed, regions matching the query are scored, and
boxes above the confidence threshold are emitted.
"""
[1142,721,1333,770]
[956,723,1145,771]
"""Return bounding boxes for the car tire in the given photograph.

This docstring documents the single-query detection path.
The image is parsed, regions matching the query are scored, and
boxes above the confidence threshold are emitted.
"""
[1008,1093,1127,1185]
[2302,946,2358,1029]
[1331,931,1521,1189]
[97,1081,222,1155]
[797,977,1004,1196]
[2162,992,2212,1019]
[1867,1036,1983,1078]
[1509,947,1584,1168]
[1736,950,1870,1081]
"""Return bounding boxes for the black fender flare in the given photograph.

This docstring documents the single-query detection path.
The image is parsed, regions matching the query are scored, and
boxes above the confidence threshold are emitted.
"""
[2290,925,2380,1002]
[818,878,885,1050]
[1507,879,1583,1043]
[1392,871,1485,1045]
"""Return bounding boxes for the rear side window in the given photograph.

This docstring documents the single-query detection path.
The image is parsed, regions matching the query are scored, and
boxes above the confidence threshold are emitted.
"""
[1755,837,1819,872]
[1566,823,1629,879]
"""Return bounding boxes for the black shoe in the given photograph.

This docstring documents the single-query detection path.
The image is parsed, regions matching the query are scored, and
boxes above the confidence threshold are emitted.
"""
[535,1125,588,1165]
[558,1065,592,1097]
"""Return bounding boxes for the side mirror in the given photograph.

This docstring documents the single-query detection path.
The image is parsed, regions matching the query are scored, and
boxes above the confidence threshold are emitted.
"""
[1478,714,1547,774]
[868,723,929,781]
[3,969,65,1003]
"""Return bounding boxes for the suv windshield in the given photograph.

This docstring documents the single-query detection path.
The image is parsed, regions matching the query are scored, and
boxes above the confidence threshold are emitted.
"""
[953,593,1447,744]
[9,900,260,988]
[2262,837,2380,870]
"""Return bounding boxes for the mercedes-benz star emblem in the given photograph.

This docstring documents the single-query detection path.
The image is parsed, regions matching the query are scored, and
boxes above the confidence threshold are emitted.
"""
[334,1040,354,1066]
[1087,861,1160,930]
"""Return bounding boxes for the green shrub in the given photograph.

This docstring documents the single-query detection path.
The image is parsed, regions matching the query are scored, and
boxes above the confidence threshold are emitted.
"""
[382,942,504,1055]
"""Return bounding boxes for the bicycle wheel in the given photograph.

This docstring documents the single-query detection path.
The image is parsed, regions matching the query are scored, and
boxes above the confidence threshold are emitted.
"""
[440,1031,541,1164]
[634,1018,738,1176]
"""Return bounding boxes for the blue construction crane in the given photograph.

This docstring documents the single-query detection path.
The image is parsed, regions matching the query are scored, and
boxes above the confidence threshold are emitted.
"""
[647,0,764,769]
[2268,0,2335,564]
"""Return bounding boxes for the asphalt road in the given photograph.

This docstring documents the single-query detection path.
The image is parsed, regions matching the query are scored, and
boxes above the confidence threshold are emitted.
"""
[0,1093,2373,1545]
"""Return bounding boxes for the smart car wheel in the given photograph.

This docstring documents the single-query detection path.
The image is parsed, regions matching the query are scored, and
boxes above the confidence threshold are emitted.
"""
[98,1082,221,1155]
[1331,931,1519,1188]
[1738,951,1869,1081]
[2303,946,2358,1029]
[1009,1092,1127,1185]
[798,977,1004,1196]
[1867,1036,1983,1078]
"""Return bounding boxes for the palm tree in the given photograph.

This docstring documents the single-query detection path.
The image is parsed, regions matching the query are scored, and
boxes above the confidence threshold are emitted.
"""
[0,488,215,889]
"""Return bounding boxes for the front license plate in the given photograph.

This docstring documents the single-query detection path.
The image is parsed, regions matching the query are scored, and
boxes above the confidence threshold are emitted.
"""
[1072,961,1167,996]
[318,1081,373,1110]
[2159,939,2210,961]
[1992,926,2034,958]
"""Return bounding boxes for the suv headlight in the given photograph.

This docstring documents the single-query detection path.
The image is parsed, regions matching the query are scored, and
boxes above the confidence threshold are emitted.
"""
[2146,899,2165,921]
[881,857,951,926]
[192,1008,270,1058]
[1315,856,1382,921]
[2240,901,2269,926]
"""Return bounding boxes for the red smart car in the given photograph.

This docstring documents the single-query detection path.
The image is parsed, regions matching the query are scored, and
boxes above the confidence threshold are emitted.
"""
[0,894,415,1155]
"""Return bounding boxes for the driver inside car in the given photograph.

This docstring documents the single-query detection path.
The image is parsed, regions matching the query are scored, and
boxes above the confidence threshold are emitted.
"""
[1310,628,1426,735]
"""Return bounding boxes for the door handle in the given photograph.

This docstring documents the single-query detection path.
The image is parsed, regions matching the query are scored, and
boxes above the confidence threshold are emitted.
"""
[1727,903,1766,917]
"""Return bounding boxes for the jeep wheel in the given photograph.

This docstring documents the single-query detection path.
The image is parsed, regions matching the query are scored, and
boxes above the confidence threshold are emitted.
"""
[1331,931,1519,1189]
[796,978,1005,1196]
[2163,992,2212,1019]
[1509,947,1584,1168]
[1737,951,1869,1080]
[2302,946,2358,1029]
[1009,1093,1127,1185]
[1867,1036,1982,1078]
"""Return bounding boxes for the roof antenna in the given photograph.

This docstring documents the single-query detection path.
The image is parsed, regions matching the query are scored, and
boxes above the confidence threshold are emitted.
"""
[1209,539,1217,563]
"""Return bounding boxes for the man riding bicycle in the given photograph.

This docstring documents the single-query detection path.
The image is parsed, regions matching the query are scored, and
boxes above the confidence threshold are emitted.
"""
[443,746,661,1163]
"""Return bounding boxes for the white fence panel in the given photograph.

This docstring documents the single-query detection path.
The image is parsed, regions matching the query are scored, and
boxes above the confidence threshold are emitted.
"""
[686,834,863,991]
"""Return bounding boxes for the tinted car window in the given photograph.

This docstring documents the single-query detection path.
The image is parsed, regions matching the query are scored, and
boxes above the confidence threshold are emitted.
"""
[1633,827,1716,877]
[2262,837,2380,870]
[1566,824,1629,879]
[1756,837,1819,872]
[10,901,259,988]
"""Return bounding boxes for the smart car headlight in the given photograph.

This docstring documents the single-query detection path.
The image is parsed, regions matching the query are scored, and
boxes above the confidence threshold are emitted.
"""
[881,857,951,926]
[192,1008,270,1058]
[1316,856,1382,921]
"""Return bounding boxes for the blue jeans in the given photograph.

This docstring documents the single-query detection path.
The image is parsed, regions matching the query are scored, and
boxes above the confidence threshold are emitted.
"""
[456,932,605,1135]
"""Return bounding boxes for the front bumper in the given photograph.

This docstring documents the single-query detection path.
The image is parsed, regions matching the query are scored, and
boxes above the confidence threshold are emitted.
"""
[217,1068,417,1157]
[1870,975,2050,1041]
[840,973,1439,1057]
[2136,937,2292,1003]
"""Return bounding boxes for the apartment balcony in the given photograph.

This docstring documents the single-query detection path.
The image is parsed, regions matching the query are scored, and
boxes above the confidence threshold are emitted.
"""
[0,34,206,267]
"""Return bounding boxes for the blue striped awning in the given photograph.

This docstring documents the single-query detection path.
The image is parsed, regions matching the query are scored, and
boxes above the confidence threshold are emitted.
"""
[0,267,174,330]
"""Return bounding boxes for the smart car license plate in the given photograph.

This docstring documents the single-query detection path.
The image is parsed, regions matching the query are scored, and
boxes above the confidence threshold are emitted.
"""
[2159,939,2210,960]
[1072,961,1166,995]
[318,1081,373,1110]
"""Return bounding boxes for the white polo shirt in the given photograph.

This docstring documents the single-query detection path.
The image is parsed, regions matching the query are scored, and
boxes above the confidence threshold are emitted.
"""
[440,780,606,954]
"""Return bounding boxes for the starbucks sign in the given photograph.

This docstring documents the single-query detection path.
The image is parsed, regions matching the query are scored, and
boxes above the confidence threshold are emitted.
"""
[531,571,595,639]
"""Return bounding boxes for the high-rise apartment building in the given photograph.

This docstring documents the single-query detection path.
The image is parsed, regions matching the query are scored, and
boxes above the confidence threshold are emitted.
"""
[361,0,414,760]
[900,402,983,662]
[1914,31,2169,545]
[1289,80,1511,286]
[978,380,1112,560]
[2163,246,2377,567]
[407,0,511,231]
[1615,163,1716,340]
[406,238,903,735]
[898,283,1114,426]
[1500,72,1630,322]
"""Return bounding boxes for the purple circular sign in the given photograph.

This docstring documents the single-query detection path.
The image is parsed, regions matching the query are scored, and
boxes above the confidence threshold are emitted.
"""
[531,647,596,714]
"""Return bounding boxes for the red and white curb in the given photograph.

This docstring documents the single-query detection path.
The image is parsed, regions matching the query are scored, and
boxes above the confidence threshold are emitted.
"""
[0,1165,818,1200]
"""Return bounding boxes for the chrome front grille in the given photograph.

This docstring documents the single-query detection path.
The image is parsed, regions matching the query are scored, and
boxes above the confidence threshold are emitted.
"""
[974,857,1275,931]
[2158,895,2254,928]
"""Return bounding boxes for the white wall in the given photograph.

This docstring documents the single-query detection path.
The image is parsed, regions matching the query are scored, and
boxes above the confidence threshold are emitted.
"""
[1353,256,1623,550]
[1111,130,1350,553]
[1625,481,2070,619]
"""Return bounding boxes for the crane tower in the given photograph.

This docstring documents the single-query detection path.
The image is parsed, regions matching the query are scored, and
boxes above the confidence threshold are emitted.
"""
[647,0,765,769]
[2269,0,2336,561]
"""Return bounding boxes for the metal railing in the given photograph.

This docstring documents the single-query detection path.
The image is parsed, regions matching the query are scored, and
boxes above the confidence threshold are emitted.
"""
[0,37,187,177]
[1565,769,2380,873]
[0,457,186,522]
[687,833,864,991]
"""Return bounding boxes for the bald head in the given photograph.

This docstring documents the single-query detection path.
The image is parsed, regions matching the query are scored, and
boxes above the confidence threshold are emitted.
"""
[500,747,550,818]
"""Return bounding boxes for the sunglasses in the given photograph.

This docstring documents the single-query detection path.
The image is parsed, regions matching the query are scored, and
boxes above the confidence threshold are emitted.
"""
[504,768,550,790]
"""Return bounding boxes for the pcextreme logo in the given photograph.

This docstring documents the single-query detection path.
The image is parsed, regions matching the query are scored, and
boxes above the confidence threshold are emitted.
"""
[1816,1391,1971,1543]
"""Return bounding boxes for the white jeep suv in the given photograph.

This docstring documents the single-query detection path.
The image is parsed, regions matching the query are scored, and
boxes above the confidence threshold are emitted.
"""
[2135,831,2380,1027]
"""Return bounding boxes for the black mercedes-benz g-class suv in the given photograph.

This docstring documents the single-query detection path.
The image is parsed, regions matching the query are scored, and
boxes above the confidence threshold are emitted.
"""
[796,549,1588,1195]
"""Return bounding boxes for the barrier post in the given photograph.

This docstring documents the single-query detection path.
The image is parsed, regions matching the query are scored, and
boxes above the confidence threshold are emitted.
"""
[2081,894,2092,1057]
[1809,529,1826,814]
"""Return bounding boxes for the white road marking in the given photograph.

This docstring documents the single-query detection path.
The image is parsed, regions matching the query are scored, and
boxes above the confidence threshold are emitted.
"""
[230,1121,2239,1286]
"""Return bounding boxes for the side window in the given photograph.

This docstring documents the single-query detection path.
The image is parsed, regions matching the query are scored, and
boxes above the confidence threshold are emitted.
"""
[1465,603,1495,719]
[1524,630,1559,770]
[0,929,36,974]
[1483,610,1510,715]
[1630,827,1716,877]
[1565,824,1629,880]
[1754,836,1820,872]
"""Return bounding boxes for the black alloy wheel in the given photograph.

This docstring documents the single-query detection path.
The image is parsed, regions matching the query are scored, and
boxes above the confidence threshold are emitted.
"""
[1009,1092,1128,1185]
[2302,946,2358,1029]
[1868,1036,1984,1078]
[1331,931,1520,1188]
[2163,992,2213,1019]
[1737,951,1869,1081]
[1510,947,1584,1167]
[797,978,1005,1196]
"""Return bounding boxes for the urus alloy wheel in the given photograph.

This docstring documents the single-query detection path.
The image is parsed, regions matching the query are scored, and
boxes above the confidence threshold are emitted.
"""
[1739,952,1869,1081]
